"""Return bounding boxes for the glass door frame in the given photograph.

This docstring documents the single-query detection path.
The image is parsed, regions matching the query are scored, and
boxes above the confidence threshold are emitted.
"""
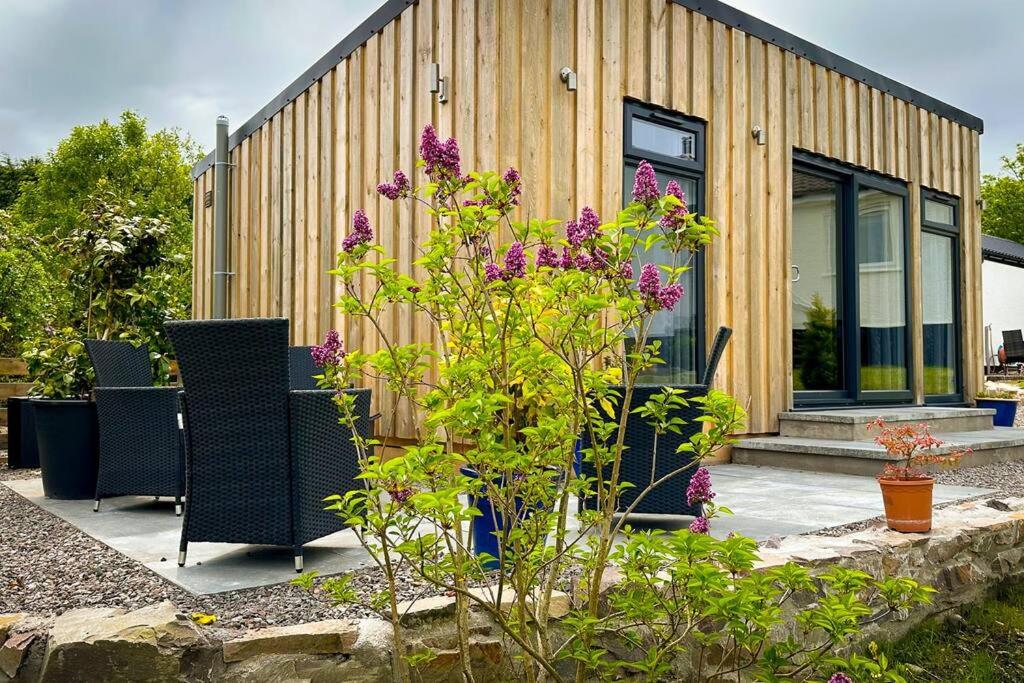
[921,188,963,404]
[793,151,914,407]
[623,99,708,382]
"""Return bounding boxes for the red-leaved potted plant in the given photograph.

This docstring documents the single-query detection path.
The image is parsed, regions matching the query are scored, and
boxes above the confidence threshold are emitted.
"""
[869,418,970,532]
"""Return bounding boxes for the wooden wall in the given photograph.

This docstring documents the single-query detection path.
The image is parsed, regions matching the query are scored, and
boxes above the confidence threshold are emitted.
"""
[192,0,983,437]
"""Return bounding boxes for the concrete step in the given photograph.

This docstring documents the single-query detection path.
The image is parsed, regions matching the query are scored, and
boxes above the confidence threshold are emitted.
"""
[733,427,1024,477]
[0,426,6,451]
[779,407,995,441]
[0,407,6,427]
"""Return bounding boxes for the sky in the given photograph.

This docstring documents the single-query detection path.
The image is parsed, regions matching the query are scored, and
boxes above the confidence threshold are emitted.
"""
[0,0,1020,175]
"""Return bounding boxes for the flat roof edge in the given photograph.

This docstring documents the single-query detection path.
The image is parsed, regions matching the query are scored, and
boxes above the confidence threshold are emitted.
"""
[192,0,984,180]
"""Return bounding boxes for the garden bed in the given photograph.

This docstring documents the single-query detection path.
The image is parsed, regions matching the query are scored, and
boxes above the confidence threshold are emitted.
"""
[880,581,1024,682]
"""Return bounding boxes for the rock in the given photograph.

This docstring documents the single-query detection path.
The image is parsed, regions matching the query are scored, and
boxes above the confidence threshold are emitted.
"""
[762,534,783,549]
[986,499,1012,512]
[0,631,37,679]
[0,616,25,645]
[40,602,209,682]
[396,596,456,623]
[466,587,571,619]
[222,619,358,663]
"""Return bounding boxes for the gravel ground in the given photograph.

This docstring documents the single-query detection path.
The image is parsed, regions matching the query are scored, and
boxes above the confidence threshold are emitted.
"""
[0,449,443,633]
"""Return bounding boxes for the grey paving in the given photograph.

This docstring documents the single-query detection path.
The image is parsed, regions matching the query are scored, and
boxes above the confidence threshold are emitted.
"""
[2,464,992,595]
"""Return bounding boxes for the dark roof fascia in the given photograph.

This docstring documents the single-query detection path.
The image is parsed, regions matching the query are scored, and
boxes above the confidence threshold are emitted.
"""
[191,0,415,179]
[670,0,982,134]
[192,0,984,179]
[982,235,1024,269]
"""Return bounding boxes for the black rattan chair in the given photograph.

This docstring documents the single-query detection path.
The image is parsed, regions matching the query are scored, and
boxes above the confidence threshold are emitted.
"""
[580,326,732,518]
[165,318,371,572]
[1003,330,1024,366]
[289,346,320,390]
[85,340,185,515]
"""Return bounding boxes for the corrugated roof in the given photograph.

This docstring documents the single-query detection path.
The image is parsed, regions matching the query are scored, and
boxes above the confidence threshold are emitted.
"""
[982,234,1024,268]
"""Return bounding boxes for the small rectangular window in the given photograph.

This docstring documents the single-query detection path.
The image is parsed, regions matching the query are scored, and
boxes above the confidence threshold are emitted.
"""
[631,118,696,161]
[924,198,955,226]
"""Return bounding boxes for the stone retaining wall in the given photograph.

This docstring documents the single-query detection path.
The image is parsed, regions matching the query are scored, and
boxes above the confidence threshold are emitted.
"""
[5,497,1024,682]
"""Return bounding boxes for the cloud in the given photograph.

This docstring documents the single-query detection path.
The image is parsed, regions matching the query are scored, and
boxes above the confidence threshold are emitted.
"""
[0,0,1019,175]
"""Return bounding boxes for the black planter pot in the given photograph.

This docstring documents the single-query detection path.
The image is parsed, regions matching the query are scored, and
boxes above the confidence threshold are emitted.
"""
[32,399,98,500]
[6,397,39,469]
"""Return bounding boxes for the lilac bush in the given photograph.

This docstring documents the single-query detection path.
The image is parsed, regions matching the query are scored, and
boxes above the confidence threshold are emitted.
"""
[302,125,932,682]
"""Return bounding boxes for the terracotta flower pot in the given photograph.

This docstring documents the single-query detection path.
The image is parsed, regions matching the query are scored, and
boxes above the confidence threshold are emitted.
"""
[879,476,934,533]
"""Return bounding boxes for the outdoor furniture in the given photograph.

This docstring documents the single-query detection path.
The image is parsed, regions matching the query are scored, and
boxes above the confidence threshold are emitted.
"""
[85,340,185,514]
[580,326,732,518]
[165,318,371,572]
[1002,330,1024,369]
[288,346,320,390]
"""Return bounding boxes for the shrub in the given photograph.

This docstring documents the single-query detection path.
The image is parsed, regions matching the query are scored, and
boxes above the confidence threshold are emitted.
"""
[303,126,932,682]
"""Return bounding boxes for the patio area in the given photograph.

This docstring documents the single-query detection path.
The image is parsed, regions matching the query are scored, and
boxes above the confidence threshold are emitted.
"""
[1,463,991,595]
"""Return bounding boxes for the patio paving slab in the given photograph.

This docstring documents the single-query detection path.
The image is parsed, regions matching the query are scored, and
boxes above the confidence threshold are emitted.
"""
[1,464,991,595]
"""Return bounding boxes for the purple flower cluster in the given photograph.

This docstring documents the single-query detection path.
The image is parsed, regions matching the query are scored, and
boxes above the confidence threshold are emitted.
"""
[566,206,601,247]
[827,674,853,683]
[376,170,411,200]
[341,209,373,252]
[310,329,345,368]
[536,244,559,268]
[636,263,685,312]
[659,179,689,231]
[503,167,522,207]
[388,487,414,505]
[688,516,710,534]
[637,263,661,297]
[632,160,660,205]
[485,241,527,282]
[686,467,716,506]
[419,125,461,179]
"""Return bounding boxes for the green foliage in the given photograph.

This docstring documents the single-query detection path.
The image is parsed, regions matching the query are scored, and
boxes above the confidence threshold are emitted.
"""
[4,110,196,384]
[0,211,60,357]
[308,130,934,683]
[876,582,1024,682]
[796,293,840,391]
[0,155,41,209]
[21,327,93,399]
[981,143,1024,243]
[12,111,199,255]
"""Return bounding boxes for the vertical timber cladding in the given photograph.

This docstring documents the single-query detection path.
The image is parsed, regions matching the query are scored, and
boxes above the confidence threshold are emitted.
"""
[189,0,983,438]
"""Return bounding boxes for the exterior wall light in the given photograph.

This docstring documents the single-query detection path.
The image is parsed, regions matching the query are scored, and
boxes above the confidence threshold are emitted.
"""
[429,63,448,104]
[559,67,577,92]
[751,125,767,145]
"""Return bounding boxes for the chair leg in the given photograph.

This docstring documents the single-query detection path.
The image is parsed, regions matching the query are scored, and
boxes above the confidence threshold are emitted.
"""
[174,497,183,517]
[178,538,188,567]
[294,546,304,573]
[93,499,101,513]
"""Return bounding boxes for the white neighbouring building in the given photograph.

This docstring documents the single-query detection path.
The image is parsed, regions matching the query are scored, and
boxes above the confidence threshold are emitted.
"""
[982,234,1024,364]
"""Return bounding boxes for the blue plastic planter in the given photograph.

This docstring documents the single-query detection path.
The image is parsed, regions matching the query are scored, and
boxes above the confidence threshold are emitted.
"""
[464,466,559,570]
[977,398,1018,427]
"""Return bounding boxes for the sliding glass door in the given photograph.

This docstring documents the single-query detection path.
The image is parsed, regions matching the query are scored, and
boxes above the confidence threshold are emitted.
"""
[792,154,912,406]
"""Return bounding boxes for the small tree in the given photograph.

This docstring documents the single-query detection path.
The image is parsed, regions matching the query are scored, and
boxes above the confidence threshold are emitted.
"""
[981,143,1024,243]
[302,126,931,682]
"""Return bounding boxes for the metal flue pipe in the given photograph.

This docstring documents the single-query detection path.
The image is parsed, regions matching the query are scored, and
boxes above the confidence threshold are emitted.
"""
[212,115,229,319]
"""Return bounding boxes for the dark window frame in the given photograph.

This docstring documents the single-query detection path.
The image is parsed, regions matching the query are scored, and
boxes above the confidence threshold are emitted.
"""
[920,188,963,404]
[793,150,914,407]
[623,99,707,384]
